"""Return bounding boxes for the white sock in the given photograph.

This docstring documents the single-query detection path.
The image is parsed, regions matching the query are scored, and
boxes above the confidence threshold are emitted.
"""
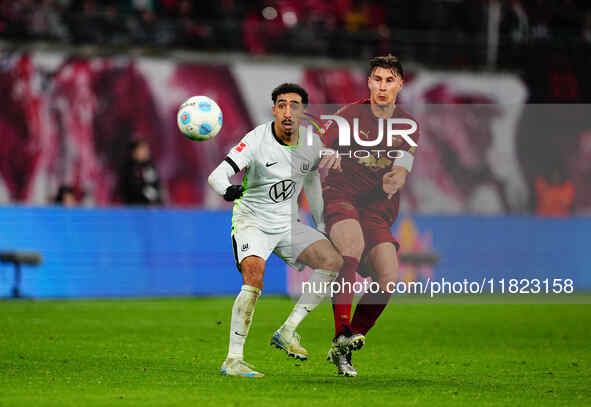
[227,284,261,360]
[280,269,337,339]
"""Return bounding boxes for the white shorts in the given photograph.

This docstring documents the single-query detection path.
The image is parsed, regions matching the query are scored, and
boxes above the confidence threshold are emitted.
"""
[231,221,326,271]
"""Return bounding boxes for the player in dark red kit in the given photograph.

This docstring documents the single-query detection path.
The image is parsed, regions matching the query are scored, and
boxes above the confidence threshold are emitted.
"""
[321,55,419,376]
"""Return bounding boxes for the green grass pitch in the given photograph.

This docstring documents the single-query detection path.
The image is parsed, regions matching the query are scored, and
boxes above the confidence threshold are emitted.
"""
[1,297,590,406]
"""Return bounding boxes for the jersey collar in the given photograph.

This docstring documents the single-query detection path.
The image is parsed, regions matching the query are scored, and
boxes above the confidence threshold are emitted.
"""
[271,121,300,149]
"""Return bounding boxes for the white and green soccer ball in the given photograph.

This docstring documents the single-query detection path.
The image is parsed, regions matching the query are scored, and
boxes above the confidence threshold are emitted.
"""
[177,96,223,141]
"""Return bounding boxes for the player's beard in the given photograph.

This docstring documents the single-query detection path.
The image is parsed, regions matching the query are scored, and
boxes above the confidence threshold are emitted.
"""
[282,120,294,136]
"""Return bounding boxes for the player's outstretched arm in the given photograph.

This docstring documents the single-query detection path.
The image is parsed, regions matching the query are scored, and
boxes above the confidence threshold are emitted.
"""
[208,159,244,201]
[303,171,325,233]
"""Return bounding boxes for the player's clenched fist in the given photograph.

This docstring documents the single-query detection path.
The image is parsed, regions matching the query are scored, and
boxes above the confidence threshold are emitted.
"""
[383,166,408,199]
[224,185,244,201]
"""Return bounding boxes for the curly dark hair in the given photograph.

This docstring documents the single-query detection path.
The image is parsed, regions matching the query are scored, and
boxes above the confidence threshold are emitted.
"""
[368,55,404,79]
[271,83,309,106]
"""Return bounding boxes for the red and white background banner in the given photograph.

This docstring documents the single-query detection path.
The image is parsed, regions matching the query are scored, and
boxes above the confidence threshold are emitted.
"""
[1,50,590,214]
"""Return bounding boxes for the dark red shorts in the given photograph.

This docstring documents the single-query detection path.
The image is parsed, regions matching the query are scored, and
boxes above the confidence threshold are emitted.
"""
[323,187,400,256]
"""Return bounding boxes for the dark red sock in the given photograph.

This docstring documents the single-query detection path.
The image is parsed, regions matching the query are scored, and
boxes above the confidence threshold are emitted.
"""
[331,256,359,337]
[350,291,391,336]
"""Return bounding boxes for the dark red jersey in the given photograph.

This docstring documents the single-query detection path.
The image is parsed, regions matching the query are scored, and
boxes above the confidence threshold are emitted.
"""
[322,98,420,216]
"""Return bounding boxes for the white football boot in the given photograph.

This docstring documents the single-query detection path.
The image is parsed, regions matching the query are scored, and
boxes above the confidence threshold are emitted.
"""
[220,358,264,378]
[270,330,309,360]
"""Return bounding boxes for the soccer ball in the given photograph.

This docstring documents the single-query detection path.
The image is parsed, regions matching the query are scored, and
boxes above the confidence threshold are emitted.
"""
[177,96,223,141]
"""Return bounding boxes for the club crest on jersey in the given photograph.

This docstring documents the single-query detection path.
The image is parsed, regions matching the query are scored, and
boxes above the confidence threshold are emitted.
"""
[300,161,311,173]
[390,135,405,147]
[269,179,296,203]
[241,243,249,252]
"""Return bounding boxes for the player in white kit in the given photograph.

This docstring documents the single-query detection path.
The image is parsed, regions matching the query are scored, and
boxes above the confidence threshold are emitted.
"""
[208,84,343,378]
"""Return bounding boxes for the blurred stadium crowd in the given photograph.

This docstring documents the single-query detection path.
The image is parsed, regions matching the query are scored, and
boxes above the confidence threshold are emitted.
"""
[1,0,590,68]
[0,0,590,215]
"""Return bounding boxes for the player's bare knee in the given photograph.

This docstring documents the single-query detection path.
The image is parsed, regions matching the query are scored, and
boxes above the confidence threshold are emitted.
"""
[326,250,344,273]
[342,239,364,260]
[240,256,265,289]
[320,250,343,273]
[242,269,264,290]
[338,232,364,259]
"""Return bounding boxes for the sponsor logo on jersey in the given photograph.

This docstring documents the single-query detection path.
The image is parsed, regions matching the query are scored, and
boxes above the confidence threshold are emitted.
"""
[265,161,278,167]
[269,180,296,203]
[358,155,392,170]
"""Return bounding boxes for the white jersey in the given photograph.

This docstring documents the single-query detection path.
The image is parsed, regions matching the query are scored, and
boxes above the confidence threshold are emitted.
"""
[226,121,323,234]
